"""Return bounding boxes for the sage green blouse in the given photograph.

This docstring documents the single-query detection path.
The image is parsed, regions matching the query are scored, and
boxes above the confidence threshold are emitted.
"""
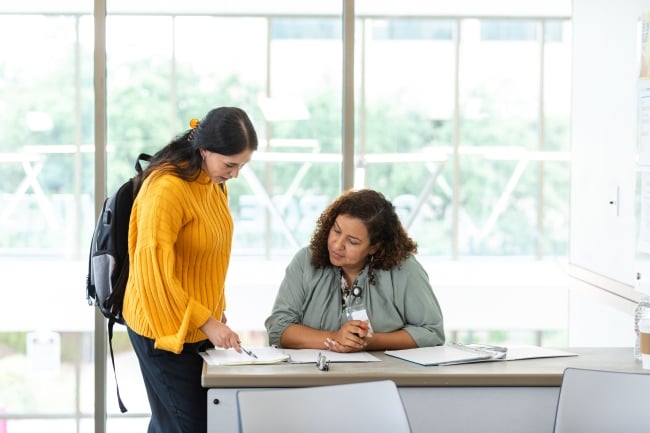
[265,247,445,348]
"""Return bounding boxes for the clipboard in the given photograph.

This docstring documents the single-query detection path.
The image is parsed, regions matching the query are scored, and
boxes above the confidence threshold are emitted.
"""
[385,344,576,366]
[384,344,495,366]
[385,344,504,366]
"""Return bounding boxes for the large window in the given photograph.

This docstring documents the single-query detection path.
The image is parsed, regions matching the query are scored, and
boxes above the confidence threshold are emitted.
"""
[0,1,571,431]
[0,9,97,433]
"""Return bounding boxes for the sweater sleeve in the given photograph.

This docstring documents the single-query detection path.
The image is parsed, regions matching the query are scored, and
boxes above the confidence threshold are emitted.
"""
[128,174,213,353]
[264,247,311,347]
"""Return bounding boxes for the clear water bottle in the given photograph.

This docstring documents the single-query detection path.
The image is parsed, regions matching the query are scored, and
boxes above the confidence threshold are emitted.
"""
[634,295,650,360]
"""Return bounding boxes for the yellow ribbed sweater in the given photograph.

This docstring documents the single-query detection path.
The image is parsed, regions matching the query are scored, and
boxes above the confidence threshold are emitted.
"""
[123,169,233,354]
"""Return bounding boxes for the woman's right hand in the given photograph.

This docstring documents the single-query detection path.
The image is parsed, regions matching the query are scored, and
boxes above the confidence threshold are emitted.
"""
[200,316,242,353]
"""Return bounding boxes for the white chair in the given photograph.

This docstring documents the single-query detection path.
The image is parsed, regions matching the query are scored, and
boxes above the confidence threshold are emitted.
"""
[553,367,650,433]
[236,379,412,433]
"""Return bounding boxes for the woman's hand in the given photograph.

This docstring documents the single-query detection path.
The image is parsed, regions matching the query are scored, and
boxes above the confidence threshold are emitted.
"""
[200,316,242,353]
[324,320,371,352]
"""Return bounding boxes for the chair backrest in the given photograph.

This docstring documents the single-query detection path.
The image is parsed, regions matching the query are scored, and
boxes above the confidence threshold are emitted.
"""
[553,367,650,433]
[236,379,412,433]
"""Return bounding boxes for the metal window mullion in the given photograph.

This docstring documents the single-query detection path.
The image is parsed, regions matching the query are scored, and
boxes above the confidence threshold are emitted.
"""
[537,20,546,259]
[358,17,367,188]
[342,0,355,191]
[452,19,461,260]
[171,16,178,137]
[74,16,83,432]
[264,17,273,258]
[93,1,108,433]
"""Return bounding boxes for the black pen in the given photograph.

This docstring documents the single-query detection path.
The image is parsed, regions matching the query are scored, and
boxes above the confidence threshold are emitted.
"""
[239,344,258,359]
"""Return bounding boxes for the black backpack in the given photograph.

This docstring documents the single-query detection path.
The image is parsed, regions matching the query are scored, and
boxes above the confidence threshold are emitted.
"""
[86,152,151,413]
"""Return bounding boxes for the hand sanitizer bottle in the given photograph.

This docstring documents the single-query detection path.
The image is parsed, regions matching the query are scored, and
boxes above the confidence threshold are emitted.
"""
[634,295,650,360]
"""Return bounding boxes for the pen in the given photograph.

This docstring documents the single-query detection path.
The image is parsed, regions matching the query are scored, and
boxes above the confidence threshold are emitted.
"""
[239,344,258,359]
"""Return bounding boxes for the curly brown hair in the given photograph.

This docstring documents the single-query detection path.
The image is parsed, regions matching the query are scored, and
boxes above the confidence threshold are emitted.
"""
[309,189,418,285]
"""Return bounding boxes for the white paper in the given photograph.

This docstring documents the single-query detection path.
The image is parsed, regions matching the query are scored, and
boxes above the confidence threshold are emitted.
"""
[200,346,290,366]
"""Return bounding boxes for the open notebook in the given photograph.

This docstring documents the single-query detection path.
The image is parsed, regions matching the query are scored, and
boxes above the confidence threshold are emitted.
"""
[200,347,290,366]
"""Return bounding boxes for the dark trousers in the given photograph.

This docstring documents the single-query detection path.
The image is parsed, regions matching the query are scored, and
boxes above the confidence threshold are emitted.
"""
[127,328,212,433]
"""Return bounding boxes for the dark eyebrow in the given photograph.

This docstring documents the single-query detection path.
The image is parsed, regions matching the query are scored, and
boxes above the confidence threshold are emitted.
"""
[333,218,364,243]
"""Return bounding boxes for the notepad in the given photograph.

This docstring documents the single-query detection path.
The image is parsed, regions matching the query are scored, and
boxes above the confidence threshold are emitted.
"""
[200,346,290,366]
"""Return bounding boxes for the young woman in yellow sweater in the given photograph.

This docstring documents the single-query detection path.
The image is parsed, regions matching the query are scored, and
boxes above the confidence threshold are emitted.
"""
[123,107,258,433]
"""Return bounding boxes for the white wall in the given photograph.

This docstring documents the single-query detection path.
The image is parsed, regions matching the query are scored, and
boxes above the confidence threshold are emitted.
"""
[569,0,650,346]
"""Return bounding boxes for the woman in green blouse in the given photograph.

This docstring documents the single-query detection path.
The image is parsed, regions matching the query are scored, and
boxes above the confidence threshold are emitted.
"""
[265,189,445,352]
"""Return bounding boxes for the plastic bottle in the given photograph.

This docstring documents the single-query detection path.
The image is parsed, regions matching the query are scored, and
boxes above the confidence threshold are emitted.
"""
[634,295,650,360]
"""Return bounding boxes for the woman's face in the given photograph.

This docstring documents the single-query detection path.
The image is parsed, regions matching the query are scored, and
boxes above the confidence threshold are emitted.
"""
[201,148,254,184]
[327,214,377,274]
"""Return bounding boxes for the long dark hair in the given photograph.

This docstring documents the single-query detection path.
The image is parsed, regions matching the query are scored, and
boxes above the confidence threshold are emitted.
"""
[309,189,418,284]
[135,106,258,192]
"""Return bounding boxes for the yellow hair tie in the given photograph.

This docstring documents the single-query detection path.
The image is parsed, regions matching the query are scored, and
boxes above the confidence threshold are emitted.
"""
[189,118,200,129]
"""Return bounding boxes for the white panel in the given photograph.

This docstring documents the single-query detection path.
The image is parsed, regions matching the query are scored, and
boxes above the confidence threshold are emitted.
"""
[569,0,642,286]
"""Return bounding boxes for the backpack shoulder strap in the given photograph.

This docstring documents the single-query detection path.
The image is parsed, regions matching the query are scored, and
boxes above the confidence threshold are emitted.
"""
[108,318,128,413]
[108,152,151,414]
